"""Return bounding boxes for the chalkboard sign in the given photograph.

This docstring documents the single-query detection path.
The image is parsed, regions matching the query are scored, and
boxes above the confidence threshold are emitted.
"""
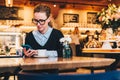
[0,6,23,20]
[87,12,97,24]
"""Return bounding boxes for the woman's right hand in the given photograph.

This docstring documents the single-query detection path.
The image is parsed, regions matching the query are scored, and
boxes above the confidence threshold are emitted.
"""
[23,48,37,57]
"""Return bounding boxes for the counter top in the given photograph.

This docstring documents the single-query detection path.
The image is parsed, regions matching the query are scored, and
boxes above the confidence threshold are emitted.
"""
[82,48,120,53]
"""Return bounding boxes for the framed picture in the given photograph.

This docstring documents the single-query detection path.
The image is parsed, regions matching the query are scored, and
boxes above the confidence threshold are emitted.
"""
[87,12,97,24]
[63,13,79,23]
[0,6,23,20]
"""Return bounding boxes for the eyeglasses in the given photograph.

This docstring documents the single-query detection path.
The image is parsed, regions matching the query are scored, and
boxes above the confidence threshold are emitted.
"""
[32,18,48,25]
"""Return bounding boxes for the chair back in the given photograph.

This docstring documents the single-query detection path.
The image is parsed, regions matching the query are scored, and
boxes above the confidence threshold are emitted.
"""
[18,70,120,80]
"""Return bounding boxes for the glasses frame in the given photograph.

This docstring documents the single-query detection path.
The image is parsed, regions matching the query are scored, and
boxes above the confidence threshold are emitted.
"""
[32,18,48,25]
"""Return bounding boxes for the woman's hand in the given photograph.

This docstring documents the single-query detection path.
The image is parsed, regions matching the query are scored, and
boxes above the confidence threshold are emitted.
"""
[23,48,37,57]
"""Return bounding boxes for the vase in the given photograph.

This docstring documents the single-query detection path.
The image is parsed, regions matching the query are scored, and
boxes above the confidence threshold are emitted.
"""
[62,41,72,58]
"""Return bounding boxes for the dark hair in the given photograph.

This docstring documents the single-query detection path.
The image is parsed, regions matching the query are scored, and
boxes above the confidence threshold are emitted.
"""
[73,27,80,34]
[34,4,51,18]
[85,30,90,34]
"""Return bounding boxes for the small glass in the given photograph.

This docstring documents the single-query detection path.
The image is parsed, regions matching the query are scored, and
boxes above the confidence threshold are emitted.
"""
[16,48,23,56]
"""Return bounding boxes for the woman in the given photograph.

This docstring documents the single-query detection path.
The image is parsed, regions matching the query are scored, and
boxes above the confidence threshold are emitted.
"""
[23,4,64,57]
[70,27,81,56]
[22,4,65,74]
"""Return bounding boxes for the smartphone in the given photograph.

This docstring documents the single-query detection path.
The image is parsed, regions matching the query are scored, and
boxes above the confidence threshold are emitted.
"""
[22,44,32,50]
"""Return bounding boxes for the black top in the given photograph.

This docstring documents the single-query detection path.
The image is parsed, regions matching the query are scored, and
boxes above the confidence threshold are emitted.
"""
[25,29,64,57]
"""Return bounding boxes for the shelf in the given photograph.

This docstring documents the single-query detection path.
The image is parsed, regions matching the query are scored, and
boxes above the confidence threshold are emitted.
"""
[61,27,101,31]
[0,32,21,35]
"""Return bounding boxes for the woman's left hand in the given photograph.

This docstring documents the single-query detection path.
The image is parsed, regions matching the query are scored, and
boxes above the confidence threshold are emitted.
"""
[23,48,37,57]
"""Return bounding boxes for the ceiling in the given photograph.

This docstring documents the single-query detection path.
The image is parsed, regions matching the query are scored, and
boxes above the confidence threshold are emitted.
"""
[29,0,120,6]
[0,0,120,7]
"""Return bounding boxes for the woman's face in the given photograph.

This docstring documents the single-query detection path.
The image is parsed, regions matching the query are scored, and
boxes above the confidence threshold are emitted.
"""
[33,12,50,34]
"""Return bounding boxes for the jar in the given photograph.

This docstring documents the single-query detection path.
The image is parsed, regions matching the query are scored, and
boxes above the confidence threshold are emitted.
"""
[63,41,72,58]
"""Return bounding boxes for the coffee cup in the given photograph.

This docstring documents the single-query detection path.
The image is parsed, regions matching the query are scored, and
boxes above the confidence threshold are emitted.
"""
[37,49,47,57]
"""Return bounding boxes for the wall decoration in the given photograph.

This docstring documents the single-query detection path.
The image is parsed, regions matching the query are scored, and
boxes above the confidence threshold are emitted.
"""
[0,6,23,20]
[87,12,97,24]
[63,13,79,23]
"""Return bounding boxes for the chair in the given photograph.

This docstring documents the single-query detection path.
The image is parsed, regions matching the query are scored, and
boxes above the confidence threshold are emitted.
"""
[0,66,22,80]
[17,70,120,80]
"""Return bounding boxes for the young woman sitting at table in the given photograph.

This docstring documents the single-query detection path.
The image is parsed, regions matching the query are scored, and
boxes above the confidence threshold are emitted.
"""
[22,4,75,74]
[21,4,68,74]
[23,4,64,58]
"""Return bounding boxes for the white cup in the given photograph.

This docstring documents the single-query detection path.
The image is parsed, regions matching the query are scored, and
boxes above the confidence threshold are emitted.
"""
[37,49,47,57]
[46,50,58,57]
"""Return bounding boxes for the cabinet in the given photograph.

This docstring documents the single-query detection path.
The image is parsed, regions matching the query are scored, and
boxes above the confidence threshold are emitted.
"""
[0,32,23,50]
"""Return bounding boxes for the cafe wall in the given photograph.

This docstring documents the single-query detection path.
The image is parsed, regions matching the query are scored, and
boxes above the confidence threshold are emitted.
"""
[22,6,99,29]
[56,9,86,28]
[55,8,99,30]
[23,6,34,26]
[0,5,100,32]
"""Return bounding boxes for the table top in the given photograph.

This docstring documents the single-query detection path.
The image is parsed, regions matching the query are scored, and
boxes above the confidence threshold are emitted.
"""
[82,48,120,54]
[0,58,21,72]
[0,57,115,72]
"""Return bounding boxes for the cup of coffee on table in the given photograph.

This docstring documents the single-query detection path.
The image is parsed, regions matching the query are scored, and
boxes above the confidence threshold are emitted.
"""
[34,49,47,57]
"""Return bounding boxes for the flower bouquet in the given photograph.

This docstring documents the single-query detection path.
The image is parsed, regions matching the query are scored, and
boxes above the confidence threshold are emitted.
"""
[59,37,71,45]
[96,4,120,31]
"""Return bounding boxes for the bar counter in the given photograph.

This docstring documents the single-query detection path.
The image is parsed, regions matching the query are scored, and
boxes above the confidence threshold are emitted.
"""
[82,48,120,54]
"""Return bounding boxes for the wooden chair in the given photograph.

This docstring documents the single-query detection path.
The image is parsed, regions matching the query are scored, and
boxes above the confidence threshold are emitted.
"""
[17,70,120,80]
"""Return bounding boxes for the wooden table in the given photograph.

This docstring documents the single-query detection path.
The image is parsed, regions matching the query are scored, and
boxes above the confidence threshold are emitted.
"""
[0,58,22,73]
[0,57,115,73]
[82,48,120,70]
[20,57,115,71]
